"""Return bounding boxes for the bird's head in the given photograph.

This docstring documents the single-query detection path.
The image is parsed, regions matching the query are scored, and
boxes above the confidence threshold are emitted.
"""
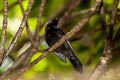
[46,18,59,30]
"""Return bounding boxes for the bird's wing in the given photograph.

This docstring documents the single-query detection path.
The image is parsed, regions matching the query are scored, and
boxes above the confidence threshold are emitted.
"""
[54,51,67,63]
[53,29,75,63]
[52,29,67,63]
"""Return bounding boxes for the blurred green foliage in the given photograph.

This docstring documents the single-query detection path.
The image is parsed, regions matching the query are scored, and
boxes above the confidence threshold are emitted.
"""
[0,0,120,79]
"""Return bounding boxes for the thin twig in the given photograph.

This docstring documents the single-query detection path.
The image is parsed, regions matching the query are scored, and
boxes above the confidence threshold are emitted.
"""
[18,0,25,14]
[34,0,46,41]
[114,27,120,41]
[58,0,82,28]
[109,0,119,44]
[26,23,35,46]
[8,0,102,79]
[0,0,8,65]
[113,0,120,42]
[4,0,34,58]
[18,0,35,47]
[110,0,119,25]
[100,2,107,36]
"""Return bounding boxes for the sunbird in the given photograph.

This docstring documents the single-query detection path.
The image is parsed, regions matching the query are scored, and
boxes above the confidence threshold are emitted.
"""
[45,18,83,73]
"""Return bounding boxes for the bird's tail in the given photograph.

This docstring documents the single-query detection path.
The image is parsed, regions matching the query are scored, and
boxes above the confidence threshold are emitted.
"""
[68,55,83,73]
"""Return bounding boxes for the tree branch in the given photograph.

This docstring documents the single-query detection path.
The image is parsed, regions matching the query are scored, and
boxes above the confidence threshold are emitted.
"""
[88,1,119,79]
[0,0,8,65]
[109,0,119,44]
[18,0,35,47]
[34,0,46,42]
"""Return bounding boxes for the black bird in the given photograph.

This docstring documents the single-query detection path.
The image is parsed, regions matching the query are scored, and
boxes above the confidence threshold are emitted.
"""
[45,18,83,73]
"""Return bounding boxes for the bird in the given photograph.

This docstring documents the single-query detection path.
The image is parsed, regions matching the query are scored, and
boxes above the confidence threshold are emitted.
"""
[45,18,83,73]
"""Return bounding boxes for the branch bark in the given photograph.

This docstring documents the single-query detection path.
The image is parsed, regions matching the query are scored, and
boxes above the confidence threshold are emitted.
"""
[0,0,8,65]
[109,0,119,44]
[18,0,35,47]
[34,0,46,42]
